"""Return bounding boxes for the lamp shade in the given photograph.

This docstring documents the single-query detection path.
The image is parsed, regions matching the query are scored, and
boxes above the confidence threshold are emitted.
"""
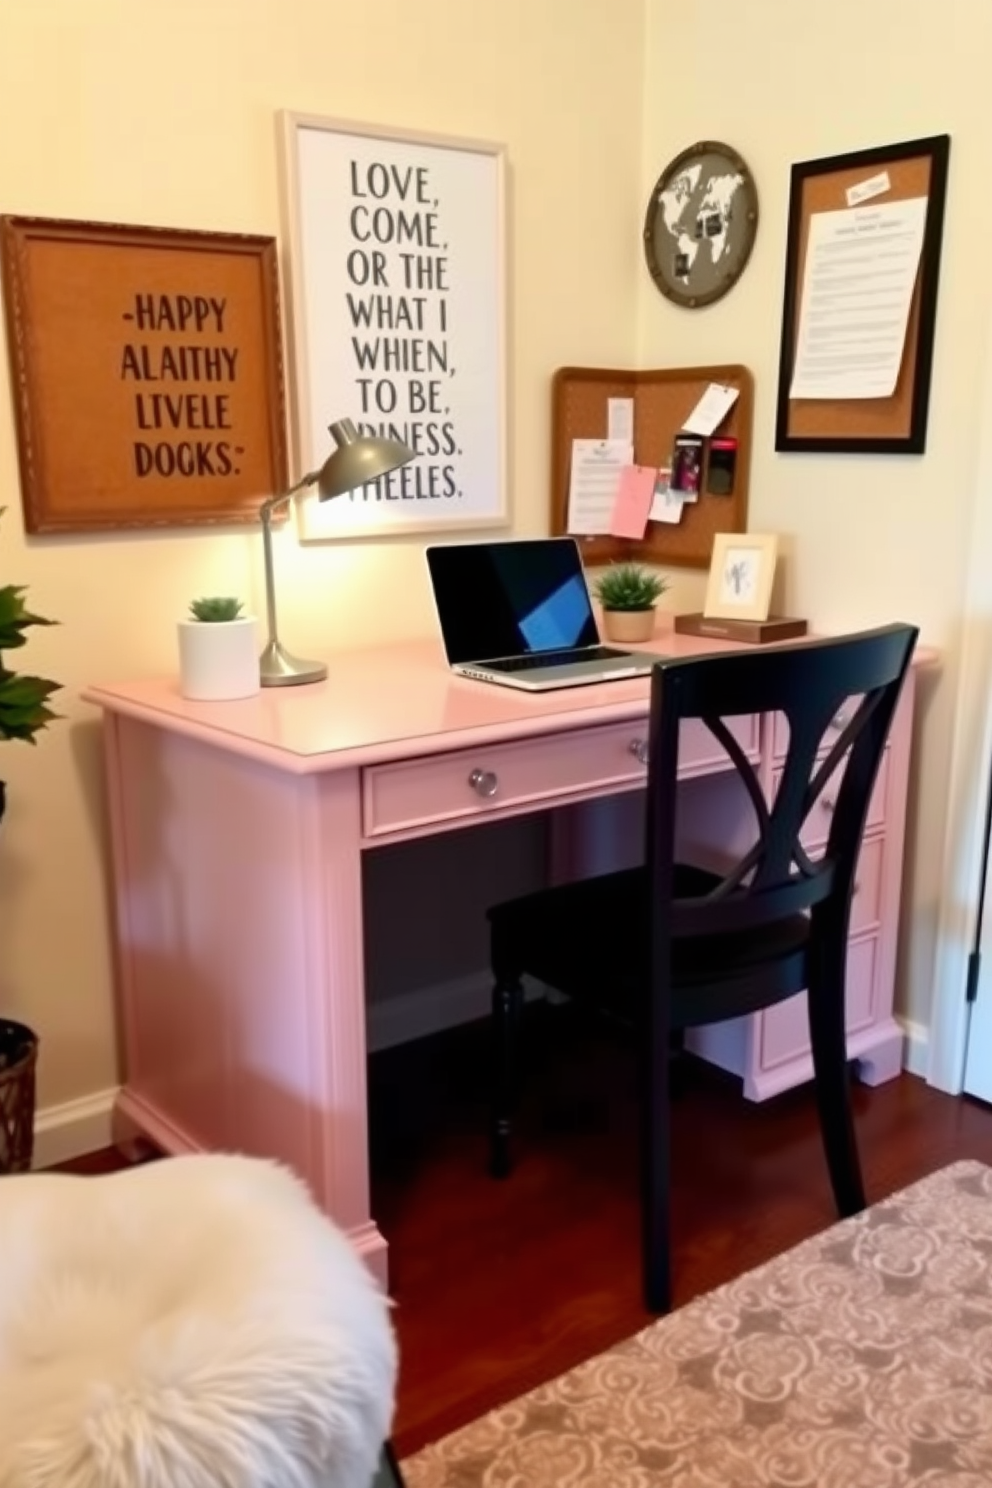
[315,419,414,499]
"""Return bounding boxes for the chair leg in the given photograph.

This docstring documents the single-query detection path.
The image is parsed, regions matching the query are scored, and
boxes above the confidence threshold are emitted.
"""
[377,1441,406,1486]
[807,936,866,1217]
[640,1006,673,1314]
[490,975,524,1179]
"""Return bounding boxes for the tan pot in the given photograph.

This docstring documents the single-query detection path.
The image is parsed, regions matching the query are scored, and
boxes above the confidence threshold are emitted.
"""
[601,607,656,644]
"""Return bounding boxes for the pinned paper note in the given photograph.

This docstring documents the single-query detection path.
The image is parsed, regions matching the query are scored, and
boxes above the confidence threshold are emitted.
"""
[566,438,632,535]
[607,397,635,443]
[649,468,684,525]
[846,170,891,207]
[610,464,655,539]
[681,383,740,437]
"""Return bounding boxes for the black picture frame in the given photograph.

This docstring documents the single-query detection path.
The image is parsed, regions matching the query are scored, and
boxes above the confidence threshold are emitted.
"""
[774,135,950,455]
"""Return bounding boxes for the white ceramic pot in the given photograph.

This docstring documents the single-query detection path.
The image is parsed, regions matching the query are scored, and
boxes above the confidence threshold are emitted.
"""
[177,617,260,701]
[601,607,656,644]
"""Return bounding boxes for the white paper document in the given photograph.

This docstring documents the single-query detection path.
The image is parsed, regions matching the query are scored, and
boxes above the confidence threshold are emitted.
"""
[789,197,928,400]
[566,439,633,535]
[681,383,740,437]
[648,468,683,525]
[607,397,635,442]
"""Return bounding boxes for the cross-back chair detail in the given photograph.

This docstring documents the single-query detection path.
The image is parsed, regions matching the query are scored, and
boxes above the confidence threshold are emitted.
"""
[486,623,919,1312]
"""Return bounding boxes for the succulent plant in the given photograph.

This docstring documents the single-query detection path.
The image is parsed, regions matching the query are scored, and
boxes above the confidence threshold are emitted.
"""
[188,596,245,623]
[593,563,668,612]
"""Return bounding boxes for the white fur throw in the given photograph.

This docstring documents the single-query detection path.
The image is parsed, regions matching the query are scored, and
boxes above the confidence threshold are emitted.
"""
[0,1153,396,1488]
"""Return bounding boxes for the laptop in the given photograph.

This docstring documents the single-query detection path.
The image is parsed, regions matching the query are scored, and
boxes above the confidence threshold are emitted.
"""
[425,537,666,692]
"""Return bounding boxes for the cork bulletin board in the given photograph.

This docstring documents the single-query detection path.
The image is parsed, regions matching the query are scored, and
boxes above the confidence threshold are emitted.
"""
[0,216,288,533]
[774,135,950,454]
[551,363,753,569]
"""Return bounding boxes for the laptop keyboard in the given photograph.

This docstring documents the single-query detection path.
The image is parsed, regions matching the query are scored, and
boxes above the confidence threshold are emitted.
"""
[484,646,634,673]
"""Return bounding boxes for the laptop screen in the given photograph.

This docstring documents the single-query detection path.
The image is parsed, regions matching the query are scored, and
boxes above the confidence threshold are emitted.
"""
[426,538,600,664]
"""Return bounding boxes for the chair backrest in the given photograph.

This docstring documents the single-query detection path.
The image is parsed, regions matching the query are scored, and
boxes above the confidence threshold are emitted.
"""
[646,624,919,941]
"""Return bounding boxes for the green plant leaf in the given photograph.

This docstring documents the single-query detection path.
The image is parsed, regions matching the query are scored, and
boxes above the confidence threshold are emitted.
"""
[0,509,61,747]
[0,585,56,650]
[189,595,245,622]
[0,672,60,742]
[593,562,669,611]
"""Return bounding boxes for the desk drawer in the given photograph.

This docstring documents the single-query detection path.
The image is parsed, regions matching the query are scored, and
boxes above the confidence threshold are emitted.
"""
[771,748,888,850]
[681,713,760,775]
[363,721,649,838]
[759,935,878,1072]
[362,712,758,839]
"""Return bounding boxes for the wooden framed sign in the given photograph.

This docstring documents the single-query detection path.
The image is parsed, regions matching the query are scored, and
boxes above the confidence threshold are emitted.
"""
[278,112,508,541]
[0,216,288,532]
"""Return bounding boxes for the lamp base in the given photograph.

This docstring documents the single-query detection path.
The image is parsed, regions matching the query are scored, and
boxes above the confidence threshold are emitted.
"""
[259,639,328,688]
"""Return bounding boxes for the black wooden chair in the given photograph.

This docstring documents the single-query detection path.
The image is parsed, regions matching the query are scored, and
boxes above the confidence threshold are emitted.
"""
[486,624,919,1313]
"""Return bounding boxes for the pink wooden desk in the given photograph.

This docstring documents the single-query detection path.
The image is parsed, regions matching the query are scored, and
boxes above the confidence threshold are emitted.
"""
[85,631,927,1286]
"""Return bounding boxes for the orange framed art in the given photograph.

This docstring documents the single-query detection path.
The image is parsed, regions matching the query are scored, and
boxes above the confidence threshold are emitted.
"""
[0,215,288,533]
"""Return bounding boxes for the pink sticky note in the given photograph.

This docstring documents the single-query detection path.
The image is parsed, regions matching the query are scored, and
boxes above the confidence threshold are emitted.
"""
[610,464,656,539]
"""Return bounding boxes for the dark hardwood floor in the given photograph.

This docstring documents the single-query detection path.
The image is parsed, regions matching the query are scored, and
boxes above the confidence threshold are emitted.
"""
[368,1006,992,1457]
[57,1005,992,1459]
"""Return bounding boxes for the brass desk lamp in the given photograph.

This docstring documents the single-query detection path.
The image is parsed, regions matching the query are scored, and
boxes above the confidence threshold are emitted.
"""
[259,419,414,687]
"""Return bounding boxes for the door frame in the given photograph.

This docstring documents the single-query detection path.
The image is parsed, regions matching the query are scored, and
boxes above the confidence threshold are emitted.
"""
[927,305,992,1093]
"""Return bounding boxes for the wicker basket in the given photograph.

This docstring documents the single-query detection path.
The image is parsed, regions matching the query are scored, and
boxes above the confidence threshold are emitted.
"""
[0,1019,38,1173]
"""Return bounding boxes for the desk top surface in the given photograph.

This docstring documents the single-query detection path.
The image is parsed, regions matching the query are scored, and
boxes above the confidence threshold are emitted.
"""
[84,627,933,775]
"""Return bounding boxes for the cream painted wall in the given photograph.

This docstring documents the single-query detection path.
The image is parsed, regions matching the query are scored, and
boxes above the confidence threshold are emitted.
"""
[6,0,981,1120]
[0,0,644,1110]
[638,0,991,1033]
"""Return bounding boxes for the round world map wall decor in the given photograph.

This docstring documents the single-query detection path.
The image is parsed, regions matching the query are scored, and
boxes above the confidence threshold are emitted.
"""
[643,140,758,309]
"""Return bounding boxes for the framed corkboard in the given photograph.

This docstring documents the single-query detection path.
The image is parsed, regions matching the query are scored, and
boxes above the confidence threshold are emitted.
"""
[0,216,289,532]
[551,363,752,569]
[775,135,950,454]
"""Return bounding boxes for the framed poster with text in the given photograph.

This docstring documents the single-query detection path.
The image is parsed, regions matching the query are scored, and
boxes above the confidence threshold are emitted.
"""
[278,112,508,541]
[0,216,288,533]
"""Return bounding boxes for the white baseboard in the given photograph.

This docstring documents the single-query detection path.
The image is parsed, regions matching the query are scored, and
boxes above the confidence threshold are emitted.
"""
[367,972,545,1053]
[898,1016,929,1079]
[32,1087,118,1170]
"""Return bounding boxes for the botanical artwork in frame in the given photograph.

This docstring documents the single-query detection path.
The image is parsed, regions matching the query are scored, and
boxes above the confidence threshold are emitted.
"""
[278,112,508,541]
[704,532,778,622]
[0,215,288,533]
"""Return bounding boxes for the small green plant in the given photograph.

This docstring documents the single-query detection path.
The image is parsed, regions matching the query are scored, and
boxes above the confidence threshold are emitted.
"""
[189,596,244,623]
[0,508,60,747]
[593,563,668,612]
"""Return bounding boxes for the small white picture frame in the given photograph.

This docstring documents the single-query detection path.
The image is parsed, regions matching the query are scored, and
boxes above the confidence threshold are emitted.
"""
[703,533,778,622]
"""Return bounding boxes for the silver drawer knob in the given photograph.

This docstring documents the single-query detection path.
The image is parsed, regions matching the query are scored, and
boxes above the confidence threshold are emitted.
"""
[629,738,649,766]
[469,768,499,798]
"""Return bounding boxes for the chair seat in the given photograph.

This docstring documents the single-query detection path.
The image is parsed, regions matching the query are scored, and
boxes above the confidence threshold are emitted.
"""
[489,863,811,1027]
[0,1154,396,1488]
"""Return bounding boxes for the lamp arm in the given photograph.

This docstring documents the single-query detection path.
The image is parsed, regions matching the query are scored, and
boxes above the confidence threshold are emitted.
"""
[258,469,319,524]
[259,471,318,649]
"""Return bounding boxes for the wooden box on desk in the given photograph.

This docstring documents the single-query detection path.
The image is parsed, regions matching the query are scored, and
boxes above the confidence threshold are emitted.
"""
[674,613,809,645]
